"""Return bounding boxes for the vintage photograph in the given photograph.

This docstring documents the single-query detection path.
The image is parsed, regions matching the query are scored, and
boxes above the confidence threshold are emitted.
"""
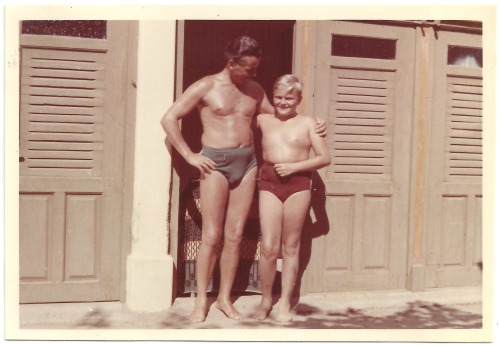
[4,4,495,342]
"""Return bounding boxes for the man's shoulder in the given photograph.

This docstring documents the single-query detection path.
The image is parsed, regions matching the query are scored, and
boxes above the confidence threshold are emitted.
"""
[195,75,217,88]
[244,79,265,93]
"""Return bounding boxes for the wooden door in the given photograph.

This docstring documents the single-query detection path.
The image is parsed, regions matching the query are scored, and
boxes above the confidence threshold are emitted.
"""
[19,21,129,302]
[304,21,415,292]
[424,30,483,287]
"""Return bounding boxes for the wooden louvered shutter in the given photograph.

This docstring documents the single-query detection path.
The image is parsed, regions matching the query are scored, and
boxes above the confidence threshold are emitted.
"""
[425,31,483,288]
[330,68,393,181]
[304,21,414,293]
[20,48,105,177]
[445,75,483,180]
[19,22,128,303]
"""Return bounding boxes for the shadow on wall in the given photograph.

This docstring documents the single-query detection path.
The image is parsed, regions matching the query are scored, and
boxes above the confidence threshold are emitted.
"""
[293,171,330,296]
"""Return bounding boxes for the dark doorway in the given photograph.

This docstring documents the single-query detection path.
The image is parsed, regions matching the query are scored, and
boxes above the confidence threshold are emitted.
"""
[177,20,295,295]
[181,20,295,177]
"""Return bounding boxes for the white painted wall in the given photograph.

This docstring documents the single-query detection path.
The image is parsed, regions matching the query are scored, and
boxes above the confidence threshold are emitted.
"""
[126,20,176,312]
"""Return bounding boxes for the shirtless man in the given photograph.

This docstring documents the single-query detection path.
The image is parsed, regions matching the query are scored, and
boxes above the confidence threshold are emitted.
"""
[252,74,330,322]
[161,36,325,323]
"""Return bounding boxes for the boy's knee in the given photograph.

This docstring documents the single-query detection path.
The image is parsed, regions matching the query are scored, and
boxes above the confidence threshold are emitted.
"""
[224,230,244,246]
[281,243,299,258]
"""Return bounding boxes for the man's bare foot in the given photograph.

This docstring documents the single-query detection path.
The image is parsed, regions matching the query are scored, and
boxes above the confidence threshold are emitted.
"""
[188,300,208,323]
[215,299,243,320]
[276,301,292,322]
[251,297,273,320]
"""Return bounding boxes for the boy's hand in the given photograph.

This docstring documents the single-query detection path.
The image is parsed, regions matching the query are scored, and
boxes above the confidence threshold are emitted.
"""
[274,163,296,177]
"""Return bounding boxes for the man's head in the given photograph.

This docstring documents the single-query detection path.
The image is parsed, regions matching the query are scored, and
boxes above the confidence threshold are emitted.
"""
[225,35,262,84]
[224,35,262,62]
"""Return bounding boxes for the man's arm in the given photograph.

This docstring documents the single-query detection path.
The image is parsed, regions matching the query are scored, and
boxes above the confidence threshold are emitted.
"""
[259,92,275,114]
[315,118,327,139]
[161,79,216,174]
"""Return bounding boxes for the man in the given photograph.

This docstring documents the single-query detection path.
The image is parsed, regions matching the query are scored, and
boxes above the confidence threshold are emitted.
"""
[161,35,325,323]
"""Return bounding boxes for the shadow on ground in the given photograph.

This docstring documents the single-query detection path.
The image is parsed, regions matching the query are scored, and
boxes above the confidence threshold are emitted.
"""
[71,300,481,329]
[156,300,482,329]
[75,308,111,329]
[278,301,483,329]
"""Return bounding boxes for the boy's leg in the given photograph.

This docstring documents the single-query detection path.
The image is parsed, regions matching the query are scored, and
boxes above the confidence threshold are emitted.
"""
[216,166,258,319]
[189,171,229,323]
[251,190,284,320]
[278,191,311,322]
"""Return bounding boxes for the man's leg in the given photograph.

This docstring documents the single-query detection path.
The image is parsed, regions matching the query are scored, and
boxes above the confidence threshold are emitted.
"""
[189,171,229,323]
[277,191,311,322]
[216,166,258,320]
[251,190,283,320]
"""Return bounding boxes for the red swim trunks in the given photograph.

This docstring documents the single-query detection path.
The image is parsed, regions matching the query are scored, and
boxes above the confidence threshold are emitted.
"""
[259,162,312,202]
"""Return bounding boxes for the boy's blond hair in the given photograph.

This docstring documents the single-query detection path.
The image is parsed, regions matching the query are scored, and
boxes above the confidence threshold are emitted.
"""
[273,74,303,97]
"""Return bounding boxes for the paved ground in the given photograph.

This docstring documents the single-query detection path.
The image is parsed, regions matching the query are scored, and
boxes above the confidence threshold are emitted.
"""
[18,286,483,335]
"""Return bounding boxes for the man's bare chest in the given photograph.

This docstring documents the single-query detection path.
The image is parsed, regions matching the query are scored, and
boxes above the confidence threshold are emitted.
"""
[203,90,258,117]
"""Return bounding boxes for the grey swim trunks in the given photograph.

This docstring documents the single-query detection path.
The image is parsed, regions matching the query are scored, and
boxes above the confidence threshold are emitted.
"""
[201,145,257,188]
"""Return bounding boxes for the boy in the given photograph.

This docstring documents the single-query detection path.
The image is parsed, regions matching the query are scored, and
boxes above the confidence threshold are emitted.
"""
[252,75,331,322]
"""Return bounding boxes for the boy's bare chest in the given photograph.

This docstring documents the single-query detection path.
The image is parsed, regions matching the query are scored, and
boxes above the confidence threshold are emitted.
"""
[262,119,309,147]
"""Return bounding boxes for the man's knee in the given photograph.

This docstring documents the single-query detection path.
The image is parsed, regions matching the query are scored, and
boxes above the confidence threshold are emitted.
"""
[202,229,222,248]
[261,242,280,260]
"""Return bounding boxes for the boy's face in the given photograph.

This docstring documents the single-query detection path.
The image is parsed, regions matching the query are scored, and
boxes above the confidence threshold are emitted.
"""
[273,86,301,117]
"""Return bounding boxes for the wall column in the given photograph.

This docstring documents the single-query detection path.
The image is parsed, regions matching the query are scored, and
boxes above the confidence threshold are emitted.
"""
[126,20,176,312]
[408,26,432,291]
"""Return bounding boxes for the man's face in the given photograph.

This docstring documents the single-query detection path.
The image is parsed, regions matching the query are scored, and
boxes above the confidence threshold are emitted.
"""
[229,56,260,84]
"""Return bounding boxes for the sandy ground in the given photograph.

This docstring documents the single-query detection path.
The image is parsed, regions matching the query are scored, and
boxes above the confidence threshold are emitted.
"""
[19,286,482,330]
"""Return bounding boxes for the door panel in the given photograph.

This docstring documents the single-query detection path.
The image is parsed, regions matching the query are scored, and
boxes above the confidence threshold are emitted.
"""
[19,21,128,302]
[305,21,414,292]
[425,31,482,287]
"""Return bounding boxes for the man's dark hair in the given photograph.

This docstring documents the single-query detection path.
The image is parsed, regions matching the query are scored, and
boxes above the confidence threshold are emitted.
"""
[224,35,262,62]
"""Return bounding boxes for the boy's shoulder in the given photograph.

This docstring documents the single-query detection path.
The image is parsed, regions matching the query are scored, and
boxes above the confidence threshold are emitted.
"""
[257,113,274,120]
[297,114,316,126]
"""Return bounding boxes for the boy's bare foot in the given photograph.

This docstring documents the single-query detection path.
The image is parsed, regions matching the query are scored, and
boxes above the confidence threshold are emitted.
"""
[188,299,208,323]
[251,297,273,320]
[276,300,292,322]
[215,298,243,320]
